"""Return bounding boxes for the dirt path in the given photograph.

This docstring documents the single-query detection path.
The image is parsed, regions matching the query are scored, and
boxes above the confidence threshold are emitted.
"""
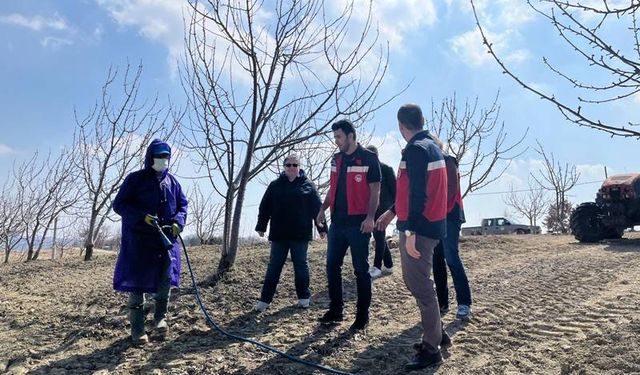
[1,234,639,374]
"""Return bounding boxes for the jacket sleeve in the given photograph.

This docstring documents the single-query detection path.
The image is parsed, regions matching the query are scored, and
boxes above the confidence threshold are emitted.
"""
[405,145,428,232]
[310,182,327,233]
[171,179,188,229]
[112,173,147,223]
[255,182,274,232]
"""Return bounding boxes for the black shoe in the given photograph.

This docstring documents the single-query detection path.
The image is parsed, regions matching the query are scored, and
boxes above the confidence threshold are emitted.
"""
[405,343,443,371]
[413,331,451,351]
[439,305,449,316]
[349,315,369,332]
[440,331,452,349]
[318,310,343,324]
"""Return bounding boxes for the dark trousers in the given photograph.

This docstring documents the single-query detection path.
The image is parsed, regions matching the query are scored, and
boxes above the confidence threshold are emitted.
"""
[326,223,371,316]
[259,240,311,303]
[372,229,393,269]
[433,220,472,308]
[399,233,442,353]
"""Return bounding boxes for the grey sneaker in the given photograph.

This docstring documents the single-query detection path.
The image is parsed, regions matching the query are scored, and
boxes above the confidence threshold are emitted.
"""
[456,305,471,320]
[131,334,149,346]
[296,299,310,308]
[254,300,270,312]
[369,267,382,279]
[381,265,393,275]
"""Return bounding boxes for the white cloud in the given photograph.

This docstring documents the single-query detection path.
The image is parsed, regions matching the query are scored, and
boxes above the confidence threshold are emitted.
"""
[448,0,535,68]
[369,130,404,168]
[97,0,187,75]
[330,0,437,51]
[40,36,73,49]
[576,164,607,182]
[0,144,15,155]
[0,13,68,31]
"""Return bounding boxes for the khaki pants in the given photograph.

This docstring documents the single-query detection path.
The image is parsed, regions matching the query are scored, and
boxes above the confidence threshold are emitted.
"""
[399,232,442,353]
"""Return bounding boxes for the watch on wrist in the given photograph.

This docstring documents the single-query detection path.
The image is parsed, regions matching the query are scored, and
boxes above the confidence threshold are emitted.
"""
[404,230,414,237]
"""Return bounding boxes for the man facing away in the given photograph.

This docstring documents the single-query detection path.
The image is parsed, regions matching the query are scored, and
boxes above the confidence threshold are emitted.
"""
[316,119,381,332]
[365,145,396,279]
[377,104,451,369]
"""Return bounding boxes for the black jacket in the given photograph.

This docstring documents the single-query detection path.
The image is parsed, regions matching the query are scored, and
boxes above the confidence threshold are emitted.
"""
[255,171,325,241]
[376,162,396,219]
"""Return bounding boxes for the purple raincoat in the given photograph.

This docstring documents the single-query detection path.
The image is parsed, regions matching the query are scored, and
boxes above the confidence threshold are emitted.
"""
[112,139,188,293]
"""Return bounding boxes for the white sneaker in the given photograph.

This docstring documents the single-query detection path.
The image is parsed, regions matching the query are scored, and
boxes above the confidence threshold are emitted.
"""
[369,267,382,279]
[296,299,310,308]
[381,265,393,275]
[254,301,270,312]
[154,319,168,340]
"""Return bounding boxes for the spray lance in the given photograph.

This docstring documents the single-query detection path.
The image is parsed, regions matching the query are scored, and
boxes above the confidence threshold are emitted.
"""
[149,217,177,262]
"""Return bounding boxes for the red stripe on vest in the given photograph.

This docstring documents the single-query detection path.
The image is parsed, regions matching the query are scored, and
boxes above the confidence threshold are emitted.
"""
[424,165,447,221]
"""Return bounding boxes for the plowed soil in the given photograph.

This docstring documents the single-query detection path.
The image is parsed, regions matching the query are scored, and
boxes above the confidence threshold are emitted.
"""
[1,233,640,374]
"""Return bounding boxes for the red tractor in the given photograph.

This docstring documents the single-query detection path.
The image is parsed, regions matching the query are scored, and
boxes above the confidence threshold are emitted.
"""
[570,173,640,242]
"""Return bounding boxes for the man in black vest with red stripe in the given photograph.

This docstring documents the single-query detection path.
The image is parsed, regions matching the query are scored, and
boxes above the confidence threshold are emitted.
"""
[377,104,450,370]
[316,119,381,332]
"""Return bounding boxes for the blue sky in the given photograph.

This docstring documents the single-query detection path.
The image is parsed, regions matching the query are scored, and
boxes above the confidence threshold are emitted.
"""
[1,0,639,235]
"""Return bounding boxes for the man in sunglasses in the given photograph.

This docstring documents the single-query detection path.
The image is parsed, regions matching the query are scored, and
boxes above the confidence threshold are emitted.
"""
[316,119,381,332]
[254,154,326,311]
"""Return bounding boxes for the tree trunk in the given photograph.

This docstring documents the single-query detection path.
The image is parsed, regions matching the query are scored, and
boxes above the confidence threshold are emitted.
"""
[84,243,94,261]
[218,188,247,274]
[3,249,9,264]
[84,215,97,261]
[51,217,57,260]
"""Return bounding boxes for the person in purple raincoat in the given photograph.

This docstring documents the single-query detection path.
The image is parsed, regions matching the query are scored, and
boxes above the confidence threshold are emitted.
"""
[112,139,188,345]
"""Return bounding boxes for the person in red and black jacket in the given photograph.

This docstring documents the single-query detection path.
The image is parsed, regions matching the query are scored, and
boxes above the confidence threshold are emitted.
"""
[316,119,381,332]
[376,104,450,370]
[430,135,472,321]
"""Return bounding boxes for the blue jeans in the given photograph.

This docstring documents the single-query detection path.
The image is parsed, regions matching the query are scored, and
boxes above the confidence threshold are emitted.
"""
[259,240,311,303]
[326,223,371,315]
[128,257,171,338]
[433,220,472,307]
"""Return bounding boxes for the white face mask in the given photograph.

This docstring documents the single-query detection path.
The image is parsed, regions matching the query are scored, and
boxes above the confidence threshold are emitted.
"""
[152,158,169,172]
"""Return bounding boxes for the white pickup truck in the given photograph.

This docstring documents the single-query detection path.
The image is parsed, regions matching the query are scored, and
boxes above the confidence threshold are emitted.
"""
[461,217,541,236]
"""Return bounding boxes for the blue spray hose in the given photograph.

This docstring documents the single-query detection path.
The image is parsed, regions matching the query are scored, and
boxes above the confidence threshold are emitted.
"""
[152,221,355,375]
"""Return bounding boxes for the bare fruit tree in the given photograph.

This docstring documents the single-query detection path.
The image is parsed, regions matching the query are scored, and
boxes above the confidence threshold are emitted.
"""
[429,93,527,198]
[188,184,224,245]
[74,63,178,261]
[182,0,393,274]
[0,180,25,264]
[14,150,80,261]
[532,141,580,234]
[503,178,549,232]
[471,1,640,137]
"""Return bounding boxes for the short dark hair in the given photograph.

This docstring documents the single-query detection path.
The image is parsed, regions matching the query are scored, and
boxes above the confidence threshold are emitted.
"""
[397,104,424,130]
[365,145,378,156]
[331,119,356,139]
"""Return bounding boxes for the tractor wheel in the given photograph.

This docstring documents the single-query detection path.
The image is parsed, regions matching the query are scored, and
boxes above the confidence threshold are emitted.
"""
[570,202,604,243]
[603,227,624,240]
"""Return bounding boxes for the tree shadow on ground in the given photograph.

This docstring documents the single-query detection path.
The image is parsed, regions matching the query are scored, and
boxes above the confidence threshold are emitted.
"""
[26,338,130,375]
[603,237,640,253]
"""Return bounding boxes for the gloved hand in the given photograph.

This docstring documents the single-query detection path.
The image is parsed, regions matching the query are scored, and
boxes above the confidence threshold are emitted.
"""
[171,223,182,237]
[144,214,158,226]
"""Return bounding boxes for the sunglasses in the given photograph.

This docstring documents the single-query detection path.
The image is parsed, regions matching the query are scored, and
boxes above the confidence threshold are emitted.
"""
[285,163,299,168]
